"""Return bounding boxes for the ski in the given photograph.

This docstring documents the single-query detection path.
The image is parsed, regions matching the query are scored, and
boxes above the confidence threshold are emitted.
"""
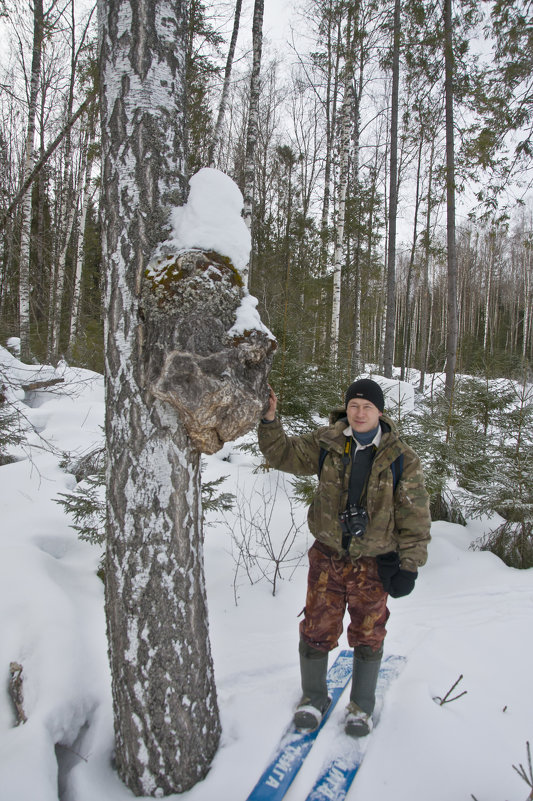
[305,654,406,801]
[245,649,353,801]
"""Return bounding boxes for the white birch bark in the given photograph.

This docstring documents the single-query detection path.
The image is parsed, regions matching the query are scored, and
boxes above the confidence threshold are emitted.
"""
[242,0,264,288]
[98,1,219,794]
[19,0,43,362]
[383,0,400,378]
[444,0,459,400]
[330,10,354,363]
[68,133,94,352]
[49,153,83,361]
[483,238,494,352]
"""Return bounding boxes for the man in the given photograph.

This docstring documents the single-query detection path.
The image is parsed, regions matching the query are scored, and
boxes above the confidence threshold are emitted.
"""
[258,378,431,737]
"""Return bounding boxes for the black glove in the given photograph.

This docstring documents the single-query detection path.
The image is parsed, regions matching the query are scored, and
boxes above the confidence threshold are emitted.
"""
[376,552,400,592]
[388,568,417,597]
[376,552,418,597]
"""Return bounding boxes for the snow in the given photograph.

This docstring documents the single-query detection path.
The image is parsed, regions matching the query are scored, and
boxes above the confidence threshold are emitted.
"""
[147,167,273,340]
[1,347,533,801]
[161,167,251,275]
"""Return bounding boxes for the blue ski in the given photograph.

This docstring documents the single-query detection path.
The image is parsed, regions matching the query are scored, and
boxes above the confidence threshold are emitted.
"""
[305,655,406,801]
[245,649,353,801]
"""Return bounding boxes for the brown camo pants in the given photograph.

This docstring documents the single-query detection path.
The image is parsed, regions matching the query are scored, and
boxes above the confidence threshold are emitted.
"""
[299,542,389,653]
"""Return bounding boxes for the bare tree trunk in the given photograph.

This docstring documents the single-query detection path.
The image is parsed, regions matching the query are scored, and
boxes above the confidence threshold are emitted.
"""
[383,0,400,378]
[483,234,495,352]
[67,129,95,355]
[418,137,435,393]
[99,1,273,795]
[523,242,532,360]
[19,0,44,361]
[208,0,242,167]
[242,0,264,287]
[98,1,217,794]
[401,135,423,380]
[331,8,354,364]
[444,0,458,399]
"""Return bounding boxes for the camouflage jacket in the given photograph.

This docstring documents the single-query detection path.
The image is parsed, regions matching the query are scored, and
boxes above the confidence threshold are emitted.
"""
[258,413,431,572]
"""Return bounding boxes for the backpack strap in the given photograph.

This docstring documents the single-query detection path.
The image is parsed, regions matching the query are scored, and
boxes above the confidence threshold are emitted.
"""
[391,453,404,492]
[318,446,328,478]
[318,439,350,479]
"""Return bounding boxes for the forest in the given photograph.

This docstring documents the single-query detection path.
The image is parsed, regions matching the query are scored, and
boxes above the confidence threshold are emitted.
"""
[0,0,532,390]
[1,3,533,798]
[1,0,533,542]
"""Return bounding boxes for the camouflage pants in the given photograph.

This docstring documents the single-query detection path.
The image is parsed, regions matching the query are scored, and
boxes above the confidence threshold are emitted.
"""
[299,542,389,653]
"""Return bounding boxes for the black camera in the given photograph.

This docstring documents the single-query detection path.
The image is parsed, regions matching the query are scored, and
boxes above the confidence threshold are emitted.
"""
[339,505,368,539]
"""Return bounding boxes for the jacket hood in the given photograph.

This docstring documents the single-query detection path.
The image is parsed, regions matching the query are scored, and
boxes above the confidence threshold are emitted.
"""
[320,412,401,465]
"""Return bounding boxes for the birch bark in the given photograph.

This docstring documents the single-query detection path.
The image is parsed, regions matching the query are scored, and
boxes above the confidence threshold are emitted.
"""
[242,0,264,287]
[208,0,242,167]
[98,1,219,794]
[444,0,459,400]
[382,0,400,378]
[19,0,44,362]
[330,9,354,364]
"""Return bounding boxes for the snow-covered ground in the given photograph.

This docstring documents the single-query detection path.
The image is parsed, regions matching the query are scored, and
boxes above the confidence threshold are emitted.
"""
[1,344,532,801]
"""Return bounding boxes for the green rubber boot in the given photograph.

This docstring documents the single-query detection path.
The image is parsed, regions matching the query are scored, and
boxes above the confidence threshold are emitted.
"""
[294,640,330,732]
[345,645,382,738]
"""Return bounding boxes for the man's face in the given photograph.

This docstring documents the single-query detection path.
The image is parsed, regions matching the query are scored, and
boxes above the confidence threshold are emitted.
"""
[346,397,382,433]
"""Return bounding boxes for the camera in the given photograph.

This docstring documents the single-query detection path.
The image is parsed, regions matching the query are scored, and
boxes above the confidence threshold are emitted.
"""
[339,505,368,539]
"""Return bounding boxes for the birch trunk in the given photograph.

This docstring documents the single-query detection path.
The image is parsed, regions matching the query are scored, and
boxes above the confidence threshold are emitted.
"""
[383,0,400,378]
[444,0,459,400]
[242,0,264,288]
[99,1,273,794]
[67,130,94,354]
[99,2,214,794]
[330,10,354,363]
[401,136,423,380]
[208,0,242,167]
[19,0,44,362]
[418,138,435,393]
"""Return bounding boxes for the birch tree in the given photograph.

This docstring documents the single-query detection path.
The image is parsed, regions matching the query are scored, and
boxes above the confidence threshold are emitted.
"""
[444,0,458,399]
[382,0,400,378]
[242,0,264,287]
[18,0,43,362]
[208,0,242,167]
[330,5,355,363]
[98,0,273,794]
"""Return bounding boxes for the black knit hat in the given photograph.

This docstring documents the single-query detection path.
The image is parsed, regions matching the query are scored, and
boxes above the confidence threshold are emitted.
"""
[345,379,385,412]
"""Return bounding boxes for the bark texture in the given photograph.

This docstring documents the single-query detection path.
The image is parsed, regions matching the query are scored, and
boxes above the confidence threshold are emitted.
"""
[142,249,275,454]
[98,0,273,795]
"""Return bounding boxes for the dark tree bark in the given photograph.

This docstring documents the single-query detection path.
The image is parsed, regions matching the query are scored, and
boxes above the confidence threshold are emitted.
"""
[383,0,400,378]
[242,0,264,286]
[208,0,243,167]
[19,0,44,362]
[444,0,458,400]
[99,0,274,795]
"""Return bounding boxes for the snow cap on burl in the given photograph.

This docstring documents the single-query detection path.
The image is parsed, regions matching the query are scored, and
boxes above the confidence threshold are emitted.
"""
[141,168,276,455]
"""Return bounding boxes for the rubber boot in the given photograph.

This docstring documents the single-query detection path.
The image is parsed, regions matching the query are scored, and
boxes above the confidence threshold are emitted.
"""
[294,640,329,731]
[345,645,382,737]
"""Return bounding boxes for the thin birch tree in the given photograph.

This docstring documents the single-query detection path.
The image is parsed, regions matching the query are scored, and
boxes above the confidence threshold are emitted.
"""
[444,0,458,399]
[208,0,242,167]
[242,0,264,287]
[18,0,44,362]
[382,0,400,378]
